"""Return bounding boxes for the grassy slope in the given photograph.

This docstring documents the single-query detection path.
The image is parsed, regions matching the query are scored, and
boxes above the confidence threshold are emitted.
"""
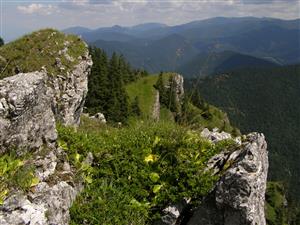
[126,73,174,122]
[126,75,158,118]
[185,102,235,133]
[126,73,236,132]
[0,29,86,79]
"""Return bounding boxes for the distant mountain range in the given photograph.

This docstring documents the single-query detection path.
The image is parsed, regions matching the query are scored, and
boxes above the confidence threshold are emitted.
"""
[63,17,300,76]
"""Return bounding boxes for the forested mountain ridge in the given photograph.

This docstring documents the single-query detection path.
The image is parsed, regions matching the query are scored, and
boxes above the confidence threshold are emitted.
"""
[177,51,278,78]
[192,64,300,204]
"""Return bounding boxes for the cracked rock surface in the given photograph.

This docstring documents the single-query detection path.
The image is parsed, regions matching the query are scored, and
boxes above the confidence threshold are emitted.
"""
[188,132,268,225]
[0,45,92,224]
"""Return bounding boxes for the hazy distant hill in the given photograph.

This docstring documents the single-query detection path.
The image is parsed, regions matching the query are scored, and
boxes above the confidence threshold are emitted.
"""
[64,17,300,73]
[63,26,92,35]
[92,34,198,72]
[177,51,278,78]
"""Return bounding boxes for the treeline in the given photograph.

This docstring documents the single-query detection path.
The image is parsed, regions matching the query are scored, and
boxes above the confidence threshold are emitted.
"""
[85,46,148,123]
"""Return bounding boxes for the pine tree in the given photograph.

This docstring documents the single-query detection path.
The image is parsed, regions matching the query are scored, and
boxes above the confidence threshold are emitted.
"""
[85,47,109,114]
[179,94,189,124]
[154,72,168,105]
[85,47,146,124]
[107,52,129,123]
[190,90,207,111]
[166,76,180,118]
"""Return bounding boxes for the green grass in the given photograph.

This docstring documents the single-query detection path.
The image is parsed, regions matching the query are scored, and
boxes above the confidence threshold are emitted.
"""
[126,72,237,133]
[126,72,177,120]
[0,28,87,79]
[126,75,159,118]
[58,117,237,225]
[159,106,174,122]
[184,102,237,134]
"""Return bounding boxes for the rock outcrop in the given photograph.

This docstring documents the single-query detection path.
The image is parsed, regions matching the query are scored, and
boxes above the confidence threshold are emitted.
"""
[152,90,160,121]
[0,49,92,153]
[0,72,57,154]
[187,131,268,225]
[50,49,92,125]
[0,31,92,225]
[154,129,268,225]
[171,73,184,105]
[0,149,81,225]
[153,73,184,121]
[90,112,107,123]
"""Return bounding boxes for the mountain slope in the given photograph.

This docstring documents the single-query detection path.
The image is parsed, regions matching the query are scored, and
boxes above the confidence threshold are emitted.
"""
[192,64,300,201]
[177,51,278,78]
[92,34,199,73]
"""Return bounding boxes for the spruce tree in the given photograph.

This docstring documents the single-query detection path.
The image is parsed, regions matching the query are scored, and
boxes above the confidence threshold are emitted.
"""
[85,47,146,124]
[107,52,129,123]
[154,72,168,105]
[166,76,180,117]
[85,47,109,114]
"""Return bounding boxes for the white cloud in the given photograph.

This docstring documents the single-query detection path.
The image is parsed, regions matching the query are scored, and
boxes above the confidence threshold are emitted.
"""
[3,0,298,41]
[17,3,58,15]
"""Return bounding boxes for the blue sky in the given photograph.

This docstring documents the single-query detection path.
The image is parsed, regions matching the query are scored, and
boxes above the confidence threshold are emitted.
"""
[1,0,300,41]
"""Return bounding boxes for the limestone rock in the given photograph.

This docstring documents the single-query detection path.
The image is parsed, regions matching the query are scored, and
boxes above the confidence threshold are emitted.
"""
[152,90,160,121]
[172,73,184,104]
[0,71,57,153]
[201,128,231,143]
[90,112,106,123]
[0,39,92,224]
[0,180,80,225]
[159,198,191,225]
[50,49,92,125]
[188,132,268,225]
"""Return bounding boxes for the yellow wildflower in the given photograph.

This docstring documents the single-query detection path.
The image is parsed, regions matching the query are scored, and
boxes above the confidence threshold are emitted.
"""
[144,154,158,163]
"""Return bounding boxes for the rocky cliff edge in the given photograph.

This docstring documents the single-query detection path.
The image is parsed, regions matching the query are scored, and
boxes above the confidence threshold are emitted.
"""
[0,30,92,225]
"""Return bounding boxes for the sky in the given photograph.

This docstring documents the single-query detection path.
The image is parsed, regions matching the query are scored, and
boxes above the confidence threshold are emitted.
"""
[1,0,300,41]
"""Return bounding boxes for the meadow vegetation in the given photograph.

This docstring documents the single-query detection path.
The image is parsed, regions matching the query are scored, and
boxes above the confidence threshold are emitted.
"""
[0,29,86,79]
[58,117,237,224]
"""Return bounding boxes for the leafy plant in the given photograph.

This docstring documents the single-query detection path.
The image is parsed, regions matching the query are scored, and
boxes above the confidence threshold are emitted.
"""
[58,119,236,224]
[0,152,38,204]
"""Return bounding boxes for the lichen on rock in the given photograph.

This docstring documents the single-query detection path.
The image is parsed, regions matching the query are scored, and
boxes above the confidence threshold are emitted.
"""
[0,71,57,153]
